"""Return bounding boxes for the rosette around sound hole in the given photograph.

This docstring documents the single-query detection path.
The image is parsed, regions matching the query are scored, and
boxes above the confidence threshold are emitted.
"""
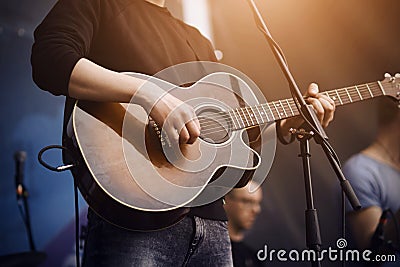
[197,107,232,144]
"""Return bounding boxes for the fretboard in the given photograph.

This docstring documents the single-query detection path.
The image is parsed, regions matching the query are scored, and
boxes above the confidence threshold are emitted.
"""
[228,80,387,130]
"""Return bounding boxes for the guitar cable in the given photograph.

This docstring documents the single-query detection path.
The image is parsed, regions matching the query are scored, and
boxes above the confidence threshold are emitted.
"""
[38,145,81,267]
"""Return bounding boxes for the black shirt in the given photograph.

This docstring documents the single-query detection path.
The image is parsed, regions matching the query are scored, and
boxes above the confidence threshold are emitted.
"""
[31,0,226,222]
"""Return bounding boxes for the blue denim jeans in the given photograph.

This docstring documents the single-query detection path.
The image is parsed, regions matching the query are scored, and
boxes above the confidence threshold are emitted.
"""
[82,209,233,267]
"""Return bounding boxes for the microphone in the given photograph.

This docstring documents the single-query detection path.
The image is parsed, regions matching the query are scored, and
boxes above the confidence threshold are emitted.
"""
[14,150,27,199]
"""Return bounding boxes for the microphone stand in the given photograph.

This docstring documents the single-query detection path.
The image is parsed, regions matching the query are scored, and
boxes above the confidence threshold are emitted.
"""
[17,183,36,251]
[245,1,361,266]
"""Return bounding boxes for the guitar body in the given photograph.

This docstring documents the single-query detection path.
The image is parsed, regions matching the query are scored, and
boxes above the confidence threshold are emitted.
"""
[66,72,273,231]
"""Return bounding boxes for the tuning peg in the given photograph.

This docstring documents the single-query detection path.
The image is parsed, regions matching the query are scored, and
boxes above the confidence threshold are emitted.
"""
[395,73,400,78]
[384,73,392,78]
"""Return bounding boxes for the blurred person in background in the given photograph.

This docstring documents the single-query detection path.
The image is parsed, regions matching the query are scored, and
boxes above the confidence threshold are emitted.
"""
[224,181,264,267]
[344,98,400,266]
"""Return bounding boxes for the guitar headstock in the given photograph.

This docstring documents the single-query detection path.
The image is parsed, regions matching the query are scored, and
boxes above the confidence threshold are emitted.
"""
[382,73,400,107]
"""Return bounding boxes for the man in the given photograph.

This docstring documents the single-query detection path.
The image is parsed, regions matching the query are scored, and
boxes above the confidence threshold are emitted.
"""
[224,181,264,267]
[31,0,335,266]
[344,98,400,264]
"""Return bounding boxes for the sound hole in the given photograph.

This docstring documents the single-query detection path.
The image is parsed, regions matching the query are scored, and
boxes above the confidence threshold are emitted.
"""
[197,108,231,144]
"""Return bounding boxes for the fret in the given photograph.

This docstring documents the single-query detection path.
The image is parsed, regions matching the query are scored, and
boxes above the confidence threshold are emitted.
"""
[335,89,343,105]
[279,100,288,118]
[286,99,295,116]
[272,101,282,119]
[250,106,260,125]
[355,85,363,100]
[346,87,361,102]
[266,103,276,121]
[276,101,286,118]
[377,81,386,95]
[345,88,353,102]
[254,106,264,124]
[236,108,246,128]
[357,84,370,99]
[366,83,373,97]
[233,110,244,128]
[261,104,270,122]
[232,109,242,129]
[241,108,251,126]
[338,89,350,104]
[228,110,237,129]
[245,107,254,125]
[253,107,261,124]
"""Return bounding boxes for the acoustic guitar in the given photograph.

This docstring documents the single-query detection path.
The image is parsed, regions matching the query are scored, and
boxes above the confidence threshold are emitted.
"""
[66,72,399,231]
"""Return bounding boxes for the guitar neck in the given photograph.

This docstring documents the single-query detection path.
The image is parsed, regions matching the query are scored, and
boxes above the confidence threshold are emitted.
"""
[229,80,387,130]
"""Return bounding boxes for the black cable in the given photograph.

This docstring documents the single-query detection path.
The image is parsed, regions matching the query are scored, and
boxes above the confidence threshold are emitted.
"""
[73,176,81,267]
[38,145,75,172]
[38,144,81,267]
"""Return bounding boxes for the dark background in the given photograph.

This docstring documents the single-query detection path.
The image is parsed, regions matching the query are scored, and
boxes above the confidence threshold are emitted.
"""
[1,0,399,266]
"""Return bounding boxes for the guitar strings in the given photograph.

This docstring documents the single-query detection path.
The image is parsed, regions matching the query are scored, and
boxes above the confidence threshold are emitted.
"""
[157,82,386,137]
[196,83,385,136]
[190,83,385,136]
